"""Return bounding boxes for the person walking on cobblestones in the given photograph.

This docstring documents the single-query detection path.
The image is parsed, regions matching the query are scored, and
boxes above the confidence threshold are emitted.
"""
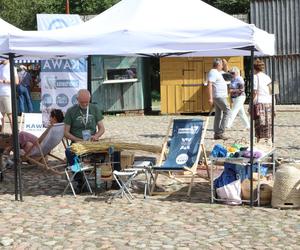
[227,66,250,130]
[207,58,231,140]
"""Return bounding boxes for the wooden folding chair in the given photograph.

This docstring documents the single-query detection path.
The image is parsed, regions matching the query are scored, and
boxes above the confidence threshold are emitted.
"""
[150,118,209,196]
[21,123,66,175]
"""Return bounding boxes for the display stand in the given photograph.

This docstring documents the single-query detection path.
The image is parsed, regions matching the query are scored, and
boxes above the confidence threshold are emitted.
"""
[210,148,276,206]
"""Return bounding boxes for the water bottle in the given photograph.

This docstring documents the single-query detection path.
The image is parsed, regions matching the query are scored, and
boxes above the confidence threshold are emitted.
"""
[96,167,101,189]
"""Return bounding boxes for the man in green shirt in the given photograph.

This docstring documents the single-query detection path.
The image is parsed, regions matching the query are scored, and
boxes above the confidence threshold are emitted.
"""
[64,89,106,193]
[64,89,105,142]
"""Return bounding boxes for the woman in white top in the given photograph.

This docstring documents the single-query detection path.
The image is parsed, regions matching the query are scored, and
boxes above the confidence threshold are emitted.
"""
[227,66,250,130]
[253,59,272,142]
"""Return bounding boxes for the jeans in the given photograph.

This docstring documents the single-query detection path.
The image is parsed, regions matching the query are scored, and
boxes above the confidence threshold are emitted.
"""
[213,97,231,135]
[17,84,33,113]
[227,95,250,129]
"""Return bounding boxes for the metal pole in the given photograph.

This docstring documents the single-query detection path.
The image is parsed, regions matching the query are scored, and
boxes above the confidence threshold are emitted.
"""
[87,55,92,94]
[249,49,254,207]
[271,57,275,144]
[8,53,23,201]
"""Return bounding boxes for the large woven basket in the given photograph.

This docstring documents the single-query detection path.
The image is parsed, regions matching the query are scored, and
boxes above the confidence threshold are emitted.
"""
[271,164,300,208]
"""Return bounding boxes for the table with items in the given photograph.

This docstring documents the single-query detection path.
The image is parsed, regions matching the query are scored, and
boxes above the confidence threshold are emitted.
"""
[210,143,276,206]
[69,144,118,194]
[69,141,160,197]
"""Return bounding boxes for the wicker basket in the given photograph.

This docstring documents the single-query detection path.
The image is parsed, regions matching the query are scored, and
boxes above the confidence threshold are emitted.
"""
[120,151,135,169]
[241,178,273,205]
[100,163,112,180]
[271,164,300,208]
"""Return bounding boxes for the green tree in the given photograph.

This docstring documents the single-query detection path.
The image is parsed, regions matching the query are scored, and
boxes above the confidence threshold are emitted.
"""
[0,0,120,30]
[203,0,250,14]
[69,0,120,15]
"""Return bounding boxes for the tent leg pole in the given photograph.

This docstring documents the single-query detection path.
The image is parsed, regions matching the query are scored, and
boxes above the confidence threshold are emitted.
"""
[87,55,92,94]
[250,49,254,207]
[9,53,23,202]
[271,57,275,144]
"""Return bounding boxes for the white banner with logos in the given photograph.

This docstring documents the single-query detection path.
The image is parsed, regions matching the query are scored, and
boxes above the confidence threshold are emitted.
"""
[37,14,87,126]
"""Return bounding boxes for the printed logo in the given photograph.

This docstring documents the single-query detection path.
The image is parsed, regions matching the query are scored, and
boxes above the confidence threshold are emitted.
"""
[45,76,57,89]
[176,153,188,165]
[42,94,53,108]
[48,19,69,30]
[180,137,192,150]
[41,59,87,72]
[71,94,78,105]
[56,94,69,107]
[178,125,200,135]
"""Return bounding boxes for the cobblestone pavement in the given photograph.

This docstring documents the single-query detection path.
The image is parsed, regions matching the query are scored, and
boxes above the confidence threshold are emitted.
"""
[0,106,299,249]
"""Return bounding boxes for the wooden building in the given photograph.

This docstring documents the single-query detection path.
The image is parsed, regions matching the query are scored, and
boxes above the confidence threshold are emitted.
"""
[160,56,244,114]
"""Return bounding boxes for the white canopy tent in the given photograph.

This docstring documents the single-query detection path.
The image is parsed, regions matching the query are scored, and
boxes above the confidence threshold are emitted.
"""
[0,18,21,55]
[1,0,275,203]
[8,0,275,57]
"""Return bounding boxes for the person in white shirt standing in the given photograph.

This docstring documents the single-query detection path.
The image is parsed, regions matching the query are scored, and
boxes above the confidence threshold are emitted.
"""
[207,58,231,140]
[253,59,273,143]
[0,59,19,132]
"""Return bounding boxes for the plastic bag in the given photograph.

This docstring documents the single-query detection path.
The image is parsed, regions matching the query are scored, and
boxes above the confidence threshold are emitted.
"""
[71,156,82,173]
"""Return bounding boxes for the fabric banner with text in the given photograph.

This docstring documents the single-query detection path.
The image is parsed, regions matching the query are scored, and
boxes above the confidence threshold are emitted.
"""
[37,14,87,126]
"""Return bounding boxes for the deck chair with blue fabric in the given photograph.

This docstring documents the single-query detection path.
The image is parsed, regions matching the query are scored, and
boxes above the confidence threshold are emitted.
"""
[150,118,209,196]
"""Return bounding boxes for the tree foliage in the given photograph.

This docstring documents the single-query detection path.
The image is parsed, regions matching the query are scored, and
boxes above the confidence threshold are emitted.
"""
[0,0,120,30]
[203,0,250,14]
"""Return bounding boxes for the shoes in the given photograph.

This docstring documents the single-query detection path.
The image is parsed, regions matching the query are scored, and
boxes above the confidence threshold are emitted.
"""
[214,134,229,140]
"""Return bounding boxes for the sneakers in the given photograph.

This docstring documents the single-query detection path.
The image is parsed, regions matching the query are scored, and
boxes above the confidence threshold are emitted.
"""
[214,134,229,140]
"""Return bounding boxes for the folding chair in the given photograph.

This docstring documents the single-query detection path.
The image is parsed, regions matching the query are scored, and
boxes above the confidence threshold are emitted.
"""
[62,155,93,197]
[150,118,209,196]
[123,157,157,199]
[110,169,138,203]
[21,123,66,175]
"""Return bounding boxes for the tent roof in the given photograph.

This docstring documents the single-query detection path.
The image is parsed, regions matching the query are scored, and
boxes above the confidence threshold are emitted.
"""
[0,18,21,55]
[8,0,275,57]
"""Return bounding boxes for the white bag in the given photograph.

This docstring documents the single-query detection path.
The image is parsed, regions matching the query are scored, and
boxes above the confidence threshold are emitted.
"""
[216,179,242,205]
